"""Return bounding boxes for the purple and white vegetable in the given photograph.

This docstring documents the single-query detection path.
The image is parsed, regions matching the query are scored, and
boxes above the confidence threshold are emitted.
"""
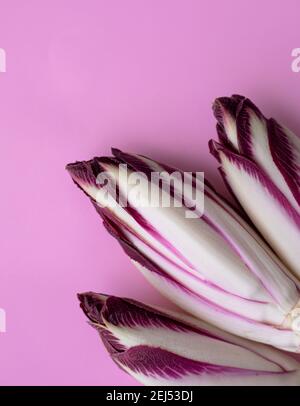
[78,292,300,386]
[210,95,300,279]
[67,149,300,352]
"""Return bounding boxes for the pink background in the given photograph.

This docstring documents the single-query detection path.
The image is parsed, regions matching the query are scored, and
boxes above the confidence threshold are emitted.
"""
[0,0,300,385]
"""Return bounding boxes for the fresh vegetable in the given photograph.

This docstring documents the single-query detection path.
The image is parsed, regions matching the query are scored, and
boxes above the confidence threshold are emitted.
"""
[67,149,300,351]
[78,292,300,386]
[210,95,300,279]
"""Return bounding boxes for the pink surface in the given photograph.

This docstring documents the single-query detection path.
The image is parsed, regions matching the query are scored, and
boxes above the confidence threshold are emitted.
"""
[0,0,300,385]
